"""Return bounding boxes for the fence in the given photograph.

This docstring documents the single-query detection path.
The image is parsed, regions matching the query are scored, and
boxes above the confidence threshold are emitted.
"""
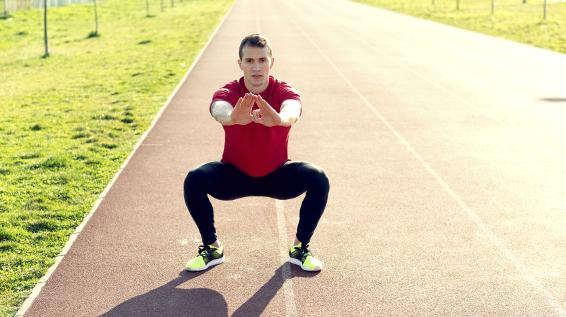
[2,0,93,13]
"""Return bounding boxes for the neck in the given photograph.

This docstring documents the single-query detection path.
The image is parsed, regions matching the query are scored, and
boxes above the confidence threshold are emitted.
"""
[244,78,269,94]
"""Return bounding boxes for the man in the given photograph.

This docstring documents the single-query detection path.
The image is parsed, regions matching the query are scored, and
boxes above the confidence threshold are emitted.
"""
[183,34,329,272]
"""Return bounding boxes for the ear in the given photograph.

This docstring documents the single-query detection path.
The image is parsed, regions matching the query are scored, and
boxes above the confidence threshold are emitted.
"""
[238,59,243,70]
[270,57,275,69]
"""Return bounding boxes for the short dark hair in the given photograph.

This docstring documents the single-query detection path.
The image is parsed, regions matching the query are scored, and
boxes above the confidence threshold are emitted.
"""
[239,33,272,60]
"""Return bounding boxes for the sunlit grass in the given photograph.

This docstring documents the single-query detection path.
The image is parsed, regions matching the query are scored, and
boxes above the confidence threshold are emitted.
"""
[354,0,566,54]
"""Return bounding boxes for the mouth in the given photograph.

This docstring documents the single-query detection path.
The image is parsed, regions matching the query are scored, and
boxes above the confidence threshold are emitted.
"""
[251,74,263,79]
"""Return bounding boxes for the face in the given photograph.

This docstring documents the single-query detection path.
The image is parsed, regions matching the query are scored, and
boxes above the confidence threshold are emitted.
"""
[238,45,274,93]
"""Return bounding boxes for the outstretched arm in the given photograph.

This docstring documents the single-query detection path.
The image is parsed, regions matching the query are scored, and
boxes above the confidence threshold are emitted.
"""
[210,93,256,126]
[253,95,301,127]
[278,99,301,127]
[210,100,235,125]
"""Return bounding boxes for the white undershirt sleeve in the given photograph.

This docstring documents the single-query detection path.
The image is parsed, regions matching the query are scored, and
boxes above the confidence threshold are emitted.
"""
[210,100,235,125]
[279,99,302,126]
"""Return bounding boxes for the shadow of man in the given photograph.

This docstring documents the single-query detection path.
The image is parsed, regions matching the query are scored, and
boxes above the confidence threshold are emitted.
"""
[232,263,319,317]
[103,263,318,317]
[540,97,566,103]
[101,269,227,317]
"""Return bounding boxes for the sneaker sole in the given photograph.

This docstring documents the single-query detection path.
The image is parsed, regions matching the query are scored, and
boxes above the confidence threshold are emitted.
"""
[288,257,322,272]
[185,256,225,272]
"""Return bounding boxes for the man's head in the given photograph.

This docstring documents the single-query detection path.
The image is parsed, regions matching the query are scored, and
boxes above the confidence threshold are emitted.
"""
[238,33,272,60]
[238,34,274,94]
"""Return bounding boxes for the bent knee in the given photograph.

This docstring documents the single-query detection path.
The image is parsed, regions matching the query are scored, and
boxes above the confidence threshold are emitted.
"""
[304,164,329,193]
[315,170,330,193]
[184,166,208,192]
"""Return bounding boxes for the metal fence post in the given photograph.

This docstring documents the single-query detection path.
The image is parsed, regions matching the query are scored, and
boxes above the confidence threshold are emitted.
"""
[43,0,49,57]
[93,0,98,35]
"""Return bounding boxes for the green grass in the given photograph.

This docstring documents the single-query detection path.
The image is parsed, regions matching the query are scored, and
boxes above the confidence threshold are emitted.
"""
[353,0,566,54]
[0,0,233,315]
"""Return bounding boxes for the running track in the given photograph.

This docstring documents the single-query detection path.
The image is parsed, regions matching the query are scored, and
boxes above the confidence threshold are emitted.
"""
[19,0,566,316]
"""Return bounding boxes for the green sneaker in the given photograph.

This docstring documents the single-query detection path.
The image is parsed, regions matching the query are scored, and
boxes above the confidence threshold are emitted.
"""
[185,245,225,271]
[288,243,322,272]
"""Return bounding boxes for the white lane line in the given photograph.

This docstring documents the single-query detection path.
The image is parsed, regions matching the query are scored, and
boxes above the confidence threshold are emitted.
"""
[321,0,566,172]
[312,0,563,162]
[276,200,298,317]
[282,1,565,315]
[14,3,237,317]
[305,0,507,127]
[255,1,298,315]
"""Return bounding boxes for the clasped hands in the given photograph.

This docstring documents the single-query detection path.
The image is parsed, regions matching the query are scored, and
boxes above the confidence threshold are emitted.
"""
[230,93,282,127]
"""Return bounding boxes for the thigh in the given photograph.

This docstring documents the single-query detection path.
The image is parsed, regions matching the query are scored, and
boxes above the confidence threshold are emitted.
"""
[259,161,325,200]
[190,161,256,200]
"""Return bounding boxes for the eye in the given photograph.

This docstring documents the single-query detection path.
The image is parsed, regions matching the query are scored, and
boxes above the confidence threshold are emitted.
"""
[245,58,253,63]
[259,58,267,63]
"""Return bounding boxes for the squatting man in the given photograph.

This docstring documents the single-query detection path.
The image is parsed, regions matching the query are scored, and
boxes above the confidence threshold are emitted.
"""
[183,33,330,272]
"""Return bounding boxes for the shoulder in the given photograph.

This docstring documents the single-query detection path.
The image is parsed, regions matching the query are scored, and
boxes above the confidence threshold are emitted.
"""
[271,77,301,102]
[216,79,241,95]
[212,78,243,105]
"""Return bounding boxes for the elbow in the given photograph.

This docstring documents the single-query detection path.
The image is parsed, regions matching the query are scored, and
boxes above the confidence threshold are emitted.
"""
[280,116,299,127]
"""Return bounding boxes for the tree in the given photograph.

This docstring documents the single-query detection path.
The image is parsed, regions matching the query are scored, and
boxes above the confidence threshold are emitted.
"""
[43,0,49,57]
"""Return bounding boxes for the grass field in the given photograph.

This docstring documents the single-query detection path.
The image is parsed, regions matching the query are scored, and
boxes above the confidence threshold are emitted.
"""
[0,0,233,315]
[354,0,566,54]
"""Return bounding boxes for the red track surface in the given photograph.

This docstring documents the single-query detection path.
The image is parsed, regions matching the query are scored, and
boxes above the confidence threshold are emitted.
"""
[21,0,566,316]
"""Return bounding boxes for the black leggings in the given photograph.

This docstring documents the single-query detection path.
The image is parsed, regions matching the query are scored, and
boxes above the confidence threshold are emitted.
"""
[183,161,330,246]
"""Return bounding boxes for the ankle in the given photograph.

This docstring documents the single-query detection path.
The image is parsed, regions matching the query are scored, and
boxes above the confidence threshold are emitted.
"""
[209,240,221,248]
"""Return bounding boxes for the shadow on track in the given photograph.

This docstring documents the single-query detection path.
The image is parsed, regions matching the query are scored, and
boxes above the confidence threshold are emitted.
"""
[101,269,228,317]
[232,263,319,317]
[102,263,318,317]
[540,97,566,103]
